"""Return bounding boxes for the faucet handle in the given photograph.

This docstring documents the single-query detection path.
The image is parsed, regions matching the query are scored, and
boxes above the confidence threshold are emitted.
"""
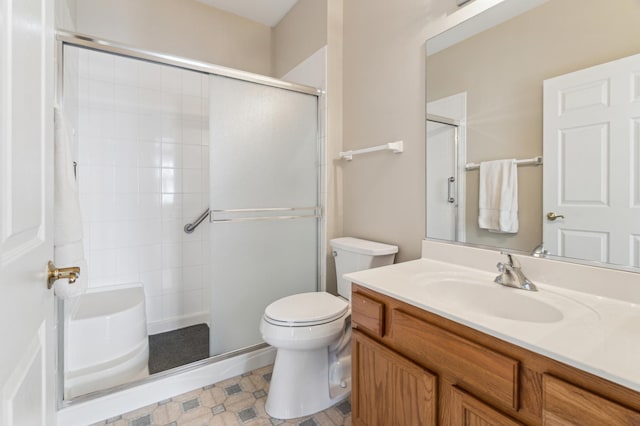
[496,252,537,291]
[500,252,521,268]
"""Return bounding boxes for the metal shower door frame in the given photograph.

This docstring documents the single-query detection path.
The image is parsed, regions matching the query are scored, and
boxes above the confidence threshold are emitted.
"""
[55,31,323,408]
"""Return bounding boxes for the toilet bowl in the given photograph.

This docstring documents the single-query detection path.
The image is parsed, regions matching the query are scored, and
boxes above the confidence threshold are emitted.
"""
[260,237,398,419]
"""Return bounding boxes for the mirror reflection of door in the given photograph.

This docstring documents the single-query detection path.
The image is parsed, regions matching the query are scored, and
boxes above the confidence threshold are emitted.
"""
[543,52,640,267]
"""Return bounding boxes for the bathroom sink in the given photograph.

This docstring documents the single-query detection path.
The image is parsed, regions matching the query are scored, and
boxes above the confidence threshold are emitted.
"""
[408,271,588,323]
[420,279,564,323]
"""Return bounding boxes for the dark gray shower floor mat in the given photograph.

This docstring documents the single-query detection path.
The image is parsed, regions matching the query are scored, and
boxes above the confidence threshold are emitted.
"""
[148,323,210,374]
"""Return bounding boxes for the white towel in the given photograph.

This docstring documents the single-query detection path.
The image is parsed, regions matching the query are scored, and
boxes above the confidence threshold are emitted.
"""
[478,159,518,233]
[54,106,88,299]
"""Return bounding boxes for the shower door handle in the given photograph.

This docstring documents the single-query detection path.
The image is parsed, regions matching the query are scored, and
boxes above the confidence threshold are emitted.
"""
[47,261,81,289]
[210,206,321,223]
[447,176,455,203]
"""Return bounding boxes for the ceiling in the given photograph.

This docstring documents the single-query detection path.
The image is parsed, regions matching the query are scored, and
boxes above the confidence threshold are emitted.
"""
[195,0,299,27]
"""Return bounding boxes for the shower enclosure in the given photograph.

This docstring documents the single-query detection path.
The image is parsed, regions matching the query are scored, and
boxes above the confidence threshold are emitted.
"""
[426,92,467,244]
[426,116,461,241]
[58,32,321,405]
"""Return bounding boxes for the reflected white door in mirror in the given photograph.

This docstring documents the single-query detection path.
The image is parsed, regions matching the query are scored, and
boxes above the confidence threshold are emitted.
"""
[543,52,640,268]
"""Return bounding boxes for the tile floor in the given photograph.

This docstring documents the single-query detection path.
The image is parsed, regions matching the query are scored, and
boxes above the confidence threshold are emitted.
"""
[90,365,352,426]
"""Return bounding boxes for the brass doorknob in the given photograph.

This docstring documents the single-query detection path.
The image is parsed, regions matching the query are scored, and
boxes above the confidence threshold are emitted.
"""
[546,212,565,221]
[47,261,81,289]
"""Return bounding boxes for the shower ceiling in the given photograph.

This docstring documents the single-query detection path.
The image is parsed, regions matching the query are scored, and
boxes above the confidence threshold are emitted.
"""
[195,0,299,27]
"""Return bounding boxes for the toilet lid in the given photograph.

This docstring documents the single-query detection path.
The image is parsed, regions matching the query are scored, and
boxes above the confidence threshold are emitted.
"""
[264,292,349,326]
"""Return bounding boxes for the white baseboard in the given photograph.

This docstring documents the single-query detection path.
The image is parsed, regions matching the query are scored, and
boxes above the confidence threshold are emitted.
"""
[147,311,210,335]
[56,346,276,426]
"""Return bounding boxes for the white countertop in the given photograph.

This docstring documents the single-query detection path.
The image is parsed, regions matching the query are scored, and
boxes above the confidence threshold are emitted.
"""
[345,257,640,393]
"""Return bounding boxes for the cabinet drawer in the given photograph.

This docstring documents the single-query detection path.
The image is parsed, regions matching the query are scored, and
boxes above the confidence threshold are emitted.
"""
[392,309,519,410]
[352,292,385,338]
[543,375,640,425]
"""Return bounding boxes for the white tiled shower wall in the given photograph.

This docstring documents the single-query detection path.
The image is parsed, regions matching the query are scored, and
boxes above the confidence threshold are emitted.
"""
[74,47,210,334]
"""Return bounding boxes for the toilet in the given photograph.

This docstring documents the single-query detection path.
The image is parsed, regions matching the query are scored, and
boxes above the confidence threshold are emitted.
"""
[260,237,398,419]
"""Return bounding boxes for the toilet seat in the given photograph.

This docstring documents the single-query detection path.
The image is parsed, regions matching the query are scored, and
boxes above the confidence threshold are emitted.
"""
[264,292,349,327]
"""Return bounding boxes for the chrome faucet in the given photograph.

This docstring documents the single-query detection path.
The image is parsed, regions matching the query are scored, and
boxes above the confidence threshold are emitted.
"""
[495,253,537,291]
[531,243,549,258]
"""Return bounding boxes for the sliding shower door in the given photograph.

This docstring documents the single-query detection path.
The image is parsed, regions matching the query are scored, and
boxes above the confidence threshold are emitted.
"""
[208,75,319,356]
[426,120,459,241]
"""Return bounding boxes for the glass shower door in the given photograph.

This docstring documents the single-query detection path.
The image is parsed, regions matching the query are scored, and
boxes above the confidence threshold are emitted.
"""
[208,75,319,356]
[426,119,459,242]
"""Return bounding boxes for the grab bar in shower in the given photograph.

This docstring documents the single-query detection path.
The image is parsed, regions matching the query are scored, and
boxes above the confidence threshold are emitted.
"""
[210,206,321,223]
[184,208,211,233]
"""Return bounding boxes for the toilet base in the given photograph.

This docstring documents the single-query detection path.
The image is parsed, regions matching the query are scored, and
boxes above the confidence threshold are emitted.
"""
[265,347,350,419]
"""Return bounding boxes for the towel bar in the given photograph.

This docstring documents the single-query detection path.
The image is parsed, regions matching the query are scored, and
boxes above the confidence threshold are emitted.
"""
[465,156,542,171]
[339,141,403,161]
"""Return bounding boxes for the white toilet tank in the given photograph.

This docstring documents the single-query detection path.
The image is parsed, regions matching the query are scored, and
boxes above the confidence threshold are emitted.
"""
[330,237,398,299]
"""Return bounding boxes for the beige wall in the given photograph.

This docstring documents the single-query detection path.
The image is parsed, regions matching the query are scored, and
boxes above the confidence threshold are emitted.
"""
[74,0,272,76]
[272,0,328,78]
[56,0,77,30]
[324,0,343,293]
[427,0,640,252]
[341,0,453,262]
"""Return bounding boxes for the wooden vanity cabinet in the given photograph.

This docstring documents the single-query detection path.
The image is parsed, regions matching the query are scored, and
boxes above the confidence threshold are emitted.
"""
[352,330,437,426]
[450,386,523,426]
[542,375,640,425]
[351,284,640,425]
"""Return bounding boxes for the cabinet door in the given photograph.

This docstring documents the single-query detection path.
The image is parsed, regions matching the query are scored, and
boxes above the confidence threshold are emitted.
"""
[450,387,523,426]
[352,330,437,426]
[543,375,640,425]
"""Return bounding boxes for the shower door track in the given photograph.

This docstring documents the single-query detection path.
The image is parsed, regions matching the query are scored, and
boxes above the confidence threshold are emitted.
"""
[55,30,322,103]
[58,342,270,409]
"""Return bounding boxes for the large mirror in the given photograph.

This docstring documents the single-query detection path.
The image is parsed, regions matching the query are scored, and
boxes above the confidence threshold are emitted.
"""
[426,0,640,270]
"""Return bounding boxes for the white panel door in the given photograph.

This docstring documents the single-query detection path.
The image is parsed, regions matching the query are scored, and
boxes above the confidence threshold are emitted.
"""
[543,53,640,266]
[0,0,55,425]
